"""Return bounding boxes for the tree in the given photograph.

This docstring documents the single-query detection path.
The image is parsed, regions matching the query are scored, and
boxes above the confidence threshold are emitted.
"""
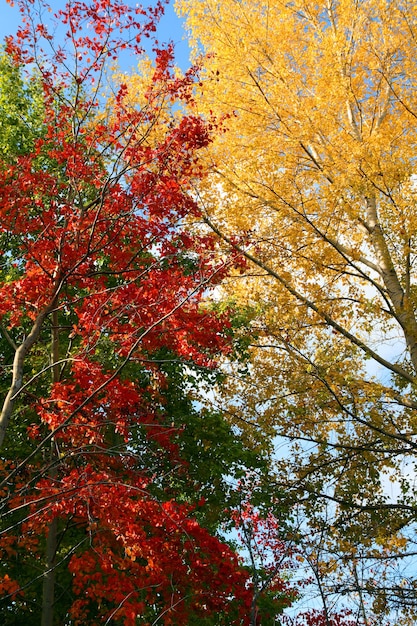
[177,0,417,622]
[230,481,297,626]
[0,1,296,623]
[0,49,44,158]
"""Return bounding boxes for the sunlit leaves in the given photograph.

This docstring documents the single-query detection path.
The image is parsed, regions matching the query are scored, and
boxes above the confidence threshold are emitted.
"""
[0,1,288,623]
[177,0,417,621]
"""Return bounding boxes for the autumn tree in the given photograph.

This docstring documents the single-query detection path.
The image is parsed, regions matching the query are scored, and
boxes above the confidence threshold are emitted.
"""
[177,0,417,622]
[0,1,296,623]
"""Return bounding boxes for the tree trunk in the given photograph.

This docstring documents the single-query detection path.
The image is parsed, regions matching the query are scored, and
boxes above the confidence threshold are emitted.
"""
[41,515,58,626]
[41,310,60,626]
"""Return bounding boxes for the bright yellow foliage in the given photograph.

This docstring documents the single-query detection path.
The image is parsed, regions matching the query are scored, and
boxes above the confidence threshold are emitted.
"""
[177,0,417,621]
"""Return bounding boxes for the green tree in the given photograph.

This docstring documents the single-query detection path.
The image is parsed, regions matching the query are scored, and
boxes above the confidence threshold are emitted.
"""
[0,49,43,157]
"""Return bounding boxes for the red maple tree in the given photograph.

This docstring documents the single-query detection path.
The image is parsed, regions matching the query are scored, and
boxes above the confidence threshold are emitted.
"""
[0,1,262,623]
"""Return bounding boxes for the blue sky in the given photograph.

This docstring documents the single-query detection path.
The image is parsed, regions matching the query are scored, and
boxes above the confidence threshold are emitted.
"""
[0,0,192,69]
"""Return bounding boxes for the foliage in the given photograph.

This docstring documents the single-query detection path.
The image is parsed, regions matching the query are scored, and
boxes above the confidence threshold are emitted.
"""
[230,485,297,625]
[0,1,296,623]
[177,0,417,622]
[0,48,44,157]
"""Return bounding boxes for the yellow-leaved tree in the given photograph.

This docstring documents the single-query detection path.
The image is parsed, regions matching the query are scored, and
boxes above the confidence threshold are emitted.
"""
[177,0,417,622]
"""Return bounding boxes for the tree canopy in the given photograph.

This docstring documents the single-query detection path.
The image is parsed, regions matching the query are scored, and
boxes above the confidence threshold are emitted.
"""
[177,0,417,622]
[4,0,417,623]
[0,1,295,624]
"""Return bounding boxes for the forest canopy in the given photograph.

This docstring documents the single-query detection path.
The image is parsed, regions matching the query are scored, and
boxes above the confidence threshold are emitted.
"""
[2,0,417,624]
[176,0,417,623]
